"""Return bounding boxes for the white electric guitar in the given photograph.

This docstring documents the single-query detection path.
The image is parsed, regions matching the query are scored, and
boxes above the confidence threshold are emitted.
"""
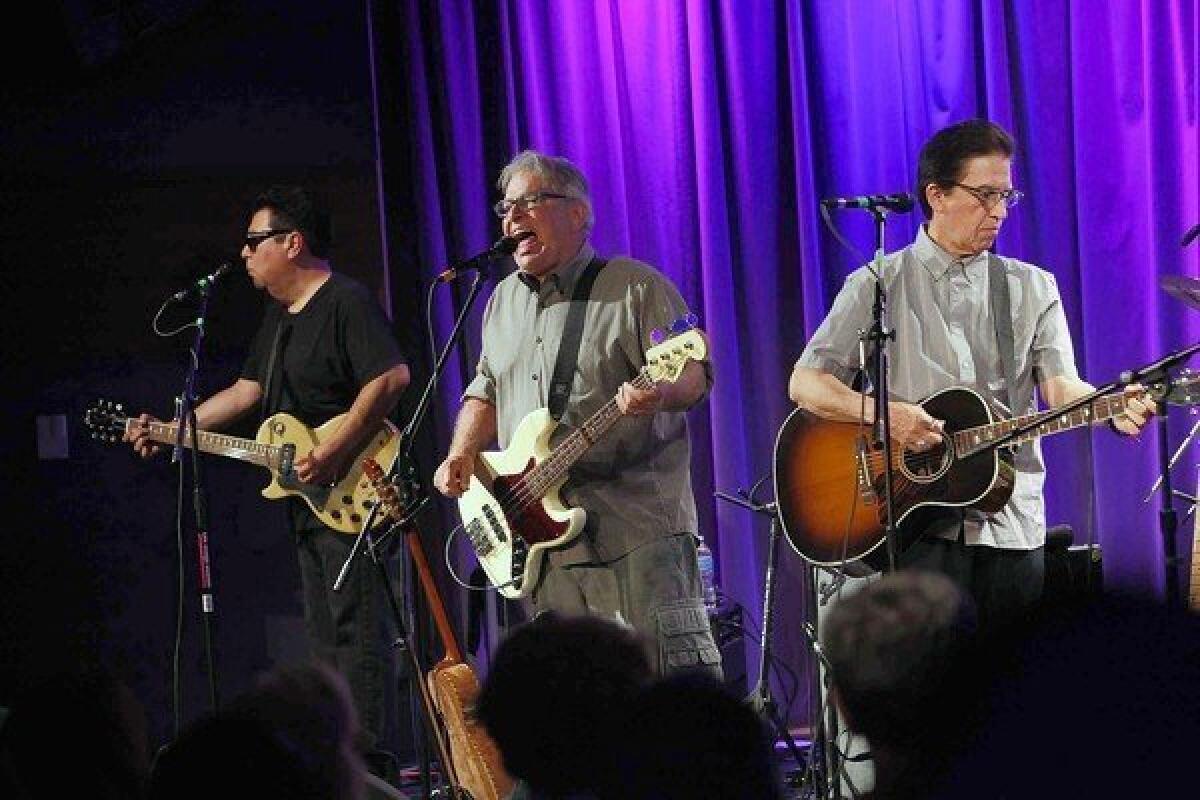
[459,325,707,598]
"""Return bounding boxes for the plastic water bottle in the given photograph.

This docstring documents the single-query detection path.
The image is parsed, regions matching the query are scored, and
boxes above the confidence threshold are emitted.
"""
[696,535,718,611]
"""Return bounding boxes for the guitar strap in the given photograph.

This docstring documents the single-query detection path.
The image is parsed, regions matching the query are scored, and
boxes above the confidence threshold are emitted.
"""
[548,256,607,421]
[987,253,1020,421]
[258,318,290,423]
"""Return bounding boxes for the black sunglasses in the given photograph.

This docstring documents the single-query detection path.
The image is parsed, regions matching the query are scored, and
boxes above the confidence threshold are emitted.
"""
[243,229,293,251]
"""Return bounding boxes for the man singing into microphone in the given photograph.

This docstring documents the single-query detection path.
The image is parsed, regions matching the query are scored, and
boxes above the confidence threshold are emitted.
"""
[434,151,722,682]
[124,186,411,783]
[790,119,1155,629]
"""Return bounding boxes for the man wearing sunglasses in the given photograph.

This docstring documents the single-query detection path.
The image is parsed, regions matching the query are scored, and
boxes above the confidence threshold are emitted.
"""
[433,151,722,683]
[125,186,410,784]
[790,119,1155,626]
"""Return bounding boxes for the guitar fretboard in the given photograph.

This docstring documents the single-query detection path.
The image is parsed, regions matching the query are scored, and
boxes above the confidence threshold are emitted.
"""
[129,419,278,468]
[510,369,656,510]
[953,392,1133,457]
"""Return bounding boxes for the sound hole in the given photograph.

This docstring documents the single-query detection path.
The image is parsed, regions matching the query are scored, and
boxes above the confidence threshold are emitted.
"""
[899,437,953,483]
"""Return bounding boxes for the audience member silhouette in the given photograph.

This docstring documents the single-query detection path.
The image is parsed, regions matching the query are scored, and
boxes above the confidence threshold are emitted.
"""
[614,671,783,799]
[473,612,653,799]
[935,591,1200,799]
[821,569,981,799]
[0,666,151,800]
[148,660,368,800]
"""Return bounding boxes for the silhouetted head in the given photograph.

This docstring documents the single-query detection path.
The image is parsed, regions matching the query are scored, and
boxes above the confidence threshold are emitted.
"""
[616,672,782,800]
[474,612,652,795]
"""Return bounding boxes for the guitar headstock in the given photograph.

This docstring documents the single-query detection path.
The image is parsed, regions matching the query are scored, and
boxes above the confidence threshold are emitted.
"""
[645,316,707,385]
[1149,367,1200,408]
[84,399,128,443]
[362,458,405,522]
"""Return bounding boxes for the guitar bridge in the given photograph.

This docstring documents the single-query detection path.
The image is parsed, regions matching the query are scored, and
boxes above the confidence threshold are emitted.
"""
[467,518,495,557]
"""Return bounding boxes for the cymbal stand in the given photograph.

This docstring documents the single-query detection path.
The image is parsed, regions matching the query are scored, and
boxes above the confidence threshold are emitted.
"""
[1144,414,1200,516]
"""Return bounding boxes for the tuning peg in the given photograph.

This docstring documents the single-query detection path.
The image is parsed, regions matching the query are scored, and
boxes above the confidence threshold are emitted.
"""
[669,313,699,334]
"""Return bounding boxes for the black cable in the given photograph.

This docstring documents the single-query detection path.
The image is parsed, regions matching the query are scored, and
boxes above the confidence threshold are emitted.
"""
[425,277,440,371]
[172,447,185,739]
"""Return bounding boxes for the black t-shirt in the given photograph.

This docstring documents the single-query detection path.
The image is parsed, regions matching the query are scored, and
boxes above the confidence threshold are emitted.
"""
[241,272,405,428]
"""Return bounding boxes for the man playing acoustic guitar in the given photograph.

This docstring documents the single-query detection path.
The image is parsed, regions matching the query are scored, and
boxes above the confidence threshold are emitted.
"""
[125,186,410,784]
[789,120,1154,629]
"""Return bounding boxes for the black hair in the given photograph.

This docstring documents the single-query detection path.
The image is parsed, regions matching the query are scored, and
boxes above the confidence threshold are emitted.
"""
[474,612,652,795]
[916,119,1015,218]
[251,185,332,258]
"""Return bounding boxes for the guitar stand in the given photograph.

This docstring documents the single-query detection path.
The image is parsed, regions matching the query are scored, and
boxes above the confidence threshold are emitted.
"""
[332,256,506,798]
[337,458,470,799]
[714,488,830,799]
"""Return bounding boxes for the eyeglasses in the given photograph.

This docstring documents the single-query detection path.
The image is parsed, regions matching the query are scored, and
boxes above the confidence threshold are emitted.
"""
[243,229,293,251]
[949,183,1023,210]
[492,192,571,218]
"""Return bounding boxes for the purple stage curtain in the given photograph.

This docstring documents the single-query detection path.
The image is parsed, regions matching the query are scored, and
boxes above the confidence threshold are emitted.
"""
[392,0,1199,720]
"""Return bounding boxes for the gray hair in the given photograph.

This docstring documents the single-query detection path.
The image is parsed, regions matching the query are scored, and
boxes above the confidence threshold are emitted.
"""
[822,570,977,746]
[497,149,594,232]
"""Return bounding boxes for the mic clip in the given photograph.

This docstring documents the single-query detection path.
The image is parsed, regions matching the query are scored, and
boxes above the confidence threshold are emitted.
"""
[171,263,232,302]
[436,231,534,284]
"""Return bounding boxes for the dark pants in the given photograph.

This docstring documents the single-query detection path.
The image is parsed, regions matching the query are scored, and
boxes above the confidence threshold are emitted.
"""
[291,503,405,782]
[899,531,1045,632]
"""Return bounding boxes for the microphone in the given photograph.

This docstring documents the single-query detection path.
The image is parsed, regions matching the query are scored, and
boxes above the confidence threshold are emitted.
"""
[171,263,233,301]
[435,231,534,283]
[1183,222,1200,248]
[821,192,915,213]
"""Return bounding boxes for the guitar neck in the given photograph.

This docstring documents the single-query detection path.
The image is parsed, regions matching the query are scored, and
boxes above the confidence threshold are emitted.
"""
[955,391,1134,456]
[129,419,276,468]
[523,370,656,498]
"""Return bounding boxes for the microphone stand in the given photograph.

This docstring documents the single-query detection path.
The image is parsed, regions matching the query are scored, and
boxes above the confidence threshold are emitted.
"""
[714,488,822,797]
[982,340,1200,611]
[172,285,220,712]
[864,207,900,572]
[334,257,498,798]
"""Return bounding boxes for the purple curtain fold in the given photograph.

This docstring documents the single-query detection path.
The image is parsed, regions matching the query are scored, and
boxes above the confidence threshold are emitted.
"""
[393,0,1199,722]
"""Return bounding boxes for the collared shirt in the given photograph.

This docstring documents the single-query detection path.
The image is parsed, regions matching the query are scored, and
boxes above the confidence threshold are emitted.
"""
[465,242,710,562]
[796,226,1080,549]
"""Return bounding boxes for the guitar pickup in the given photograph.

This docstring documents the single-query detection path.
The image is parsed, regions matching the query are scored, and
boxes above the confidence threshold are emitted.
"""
[279,443,296,475]
[855,435,879,503]
[482,503,507,542]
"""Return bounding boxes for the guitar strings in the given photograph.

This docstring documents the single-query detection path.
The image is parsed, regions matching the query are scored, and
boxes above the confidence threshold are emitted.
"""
[493,368,657,520]
[862,391,1130,473]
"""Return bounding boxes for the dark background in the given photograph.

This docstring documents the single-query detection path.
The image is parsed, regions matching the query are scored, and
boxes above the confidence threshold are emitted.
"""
[0,1,425,748]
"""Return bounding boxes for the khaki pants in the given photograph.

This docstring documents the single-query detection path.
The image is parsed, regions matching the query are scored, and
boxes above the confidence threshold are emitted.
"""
[527,532,723,678]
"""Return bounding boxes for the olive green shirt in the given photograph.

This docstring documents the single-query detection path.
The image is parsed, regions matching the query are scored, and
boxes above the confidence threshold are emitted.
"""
[464,242,710,562]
